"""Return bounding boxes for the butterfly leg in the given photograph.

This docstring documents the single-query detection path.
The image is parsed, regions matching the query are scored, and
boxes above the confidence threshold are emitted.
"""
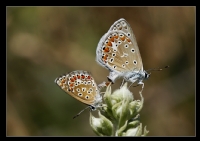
[131,84,140,88]
[129,83,137,88]
[98,81,112,90]
[120,79,125,88]
[138,82,144,93]
[98,81,107,90]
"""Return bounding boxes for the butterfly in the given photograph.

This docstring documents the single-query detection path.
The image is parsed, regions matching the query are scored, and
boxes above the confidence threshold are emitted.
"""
[96,18,151,90]
[54,70,102,118]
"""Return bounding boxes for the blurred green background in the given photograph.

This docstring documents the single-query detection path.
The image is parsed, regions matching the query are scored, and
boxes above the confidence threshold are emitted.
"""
[7,7,195,136]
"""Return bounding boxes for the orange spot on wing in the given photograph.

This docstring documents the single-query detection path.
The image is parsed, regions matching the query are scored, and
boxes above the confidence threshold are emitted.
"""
[107,41,112,46]
[103,47,110,52]
[61,79,66,83]
[126,37,131,42]
[110,37,115,42]
[70,78,75,82]
[81,75,85,79]
[77,75,80,79]
[73,76,77,80]
[102,54,108,61]
[70,83,74,87]
[120,36,125,41]
[87,75,91,79]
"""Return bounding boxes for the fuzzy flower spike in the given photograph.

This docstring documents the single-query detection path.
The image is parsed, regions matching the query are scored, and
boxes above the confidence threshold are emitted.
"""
[90,83,149,136]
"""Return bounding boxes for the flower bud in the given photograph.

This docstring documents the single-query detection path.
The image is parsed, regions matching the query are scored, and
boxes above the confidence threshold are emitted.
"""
[90,111,113,136]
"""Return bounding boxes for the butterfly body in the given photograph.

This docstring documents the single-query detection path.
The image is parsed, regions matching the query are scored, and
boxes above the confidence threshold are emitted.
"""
[96,18,150,88]
[124,70,148,84]
[55,70,102,111]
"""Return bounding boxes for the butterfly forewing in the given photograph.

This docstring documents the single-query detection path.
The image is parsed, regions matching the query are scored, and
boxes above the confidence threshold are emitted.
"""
[55,70,99,105]
[96,18,143,74]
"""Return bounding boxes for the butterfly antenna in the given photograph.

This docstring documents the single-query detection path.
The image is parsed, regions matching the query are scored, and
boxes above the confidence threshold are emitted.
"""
[146,65,169,72]
[73,106,91,119]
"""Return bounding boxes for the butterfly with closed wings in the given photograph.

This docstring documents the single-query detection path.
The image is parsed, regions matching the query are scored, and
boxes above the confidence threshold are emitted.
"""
[96,18,151,91]
[55,70,103,119]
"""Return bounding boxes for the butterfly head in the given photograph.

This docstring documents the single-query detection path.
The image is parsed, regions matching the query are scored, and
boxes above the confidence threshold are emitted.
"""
[144,70,150,80]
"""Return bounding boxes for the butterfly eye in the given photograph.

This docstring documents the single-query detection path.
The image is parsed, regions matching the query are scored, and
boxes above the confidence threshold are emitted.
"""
[145,73,150,79]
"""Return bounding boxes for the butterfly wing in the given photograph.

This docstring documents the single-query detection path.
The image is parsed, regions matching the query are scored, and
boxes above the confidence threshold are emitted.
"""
[55,70,99,106]
[96,18,143,74]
